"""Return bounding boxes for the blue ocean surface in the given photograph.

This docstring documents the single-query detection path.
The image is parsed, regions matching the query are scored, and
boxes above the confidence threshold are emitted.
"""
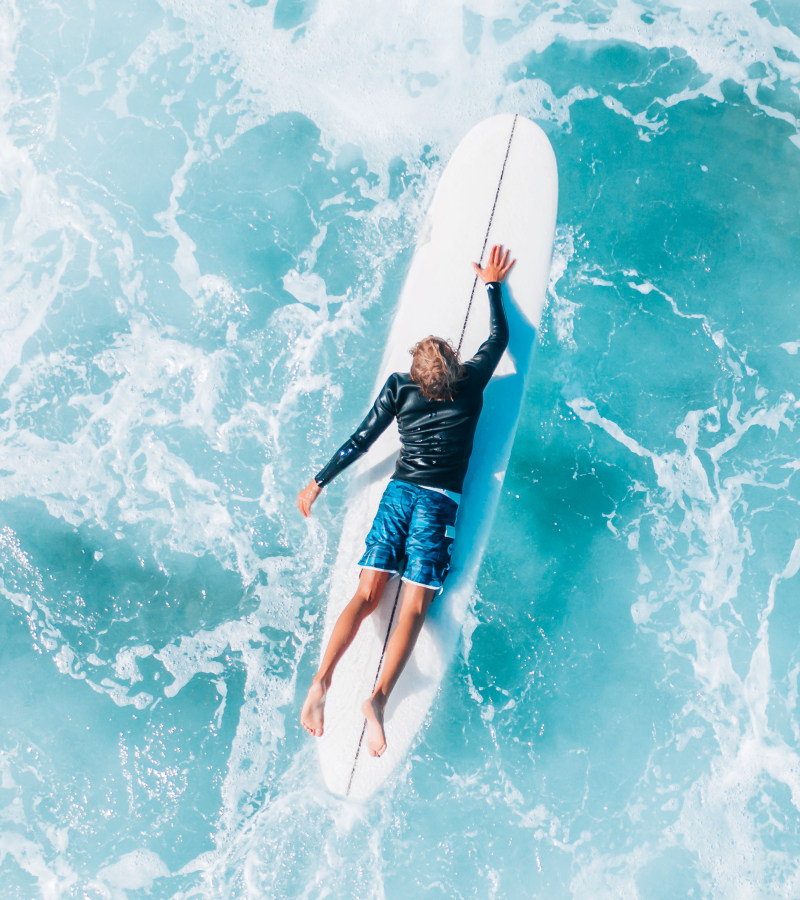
[2,0,800,896]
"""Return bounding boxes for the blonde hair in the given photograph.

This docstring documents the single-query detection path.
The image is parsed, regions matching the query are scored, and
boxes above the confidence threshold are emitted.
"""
[409,336,466,401]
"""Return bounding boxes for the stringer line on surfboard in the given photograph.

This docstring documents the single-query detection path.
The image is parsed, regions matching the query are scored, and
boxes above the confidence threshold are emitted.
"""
[345,569,405,796]
[456,114,518,354]
[345,115,520,797]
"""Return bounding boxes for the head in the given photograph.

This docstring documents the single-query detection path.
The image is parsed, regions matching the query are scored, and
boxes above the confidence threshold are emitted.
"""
[409,336,466,401]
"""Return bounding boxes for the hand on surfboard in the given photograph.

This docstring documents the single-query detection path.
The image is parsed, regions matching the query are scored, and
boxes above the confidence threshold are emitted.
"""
[297,479,322,517]
[473,244,515,284]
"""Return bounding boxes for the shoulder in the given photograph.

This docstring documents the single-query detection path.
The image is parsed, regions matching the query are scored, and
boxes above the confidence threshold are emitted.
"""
[379,372,408,389]
[386,372,424,408]
[377,372,414,406]
[382,372,413,391]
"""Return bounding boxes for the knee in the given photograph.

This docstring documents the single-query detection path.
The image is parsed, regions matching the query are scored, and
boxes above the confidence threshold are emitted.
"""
[401,590,431,620]
[352,586,381,615]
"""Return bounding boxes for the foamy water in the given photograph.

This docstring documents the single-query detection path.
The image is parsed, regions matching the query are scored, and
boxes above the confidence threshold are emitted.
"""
[1,0,800,896]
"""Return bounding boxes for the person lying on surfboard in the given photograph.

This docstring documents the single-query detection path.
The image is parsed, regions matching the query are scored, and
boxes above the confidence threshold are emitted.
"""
[298,244,514,758]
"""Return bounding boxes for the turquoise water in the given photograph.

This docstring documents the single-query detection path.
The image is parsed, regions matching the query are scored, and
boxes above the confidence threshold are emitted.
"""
[2,0,800,896]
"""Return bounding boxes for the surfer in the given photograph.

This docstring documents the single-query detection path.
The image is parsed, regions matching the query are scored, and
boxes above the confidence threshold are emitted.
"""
[298,244,514,757]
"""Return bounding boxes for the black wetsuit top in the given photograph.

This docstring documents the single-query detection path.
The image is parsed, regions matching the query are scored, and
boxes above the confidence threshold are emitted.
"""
[314,282,508,494]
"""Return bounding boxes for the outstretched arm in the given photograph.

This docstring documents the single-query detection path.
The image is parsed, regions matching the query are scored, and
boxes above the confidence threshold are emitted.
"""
[297,375,399,517]
[467,244,513,387]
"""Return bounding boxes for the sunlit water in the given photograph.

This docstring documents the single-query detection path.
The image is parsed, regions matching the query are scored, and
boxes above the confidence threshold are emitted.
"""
[2,0,800,896]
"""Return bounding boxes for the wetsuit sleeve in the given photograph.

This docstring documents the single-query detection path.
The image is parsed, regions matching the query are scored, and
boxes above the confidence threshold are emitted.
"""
[314,375,399,487]
[465,281,509,388]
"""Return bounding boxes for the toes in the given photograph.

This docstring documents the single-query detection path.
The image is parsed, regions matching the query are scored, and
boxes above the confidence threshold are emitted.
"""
[301,718,323,737]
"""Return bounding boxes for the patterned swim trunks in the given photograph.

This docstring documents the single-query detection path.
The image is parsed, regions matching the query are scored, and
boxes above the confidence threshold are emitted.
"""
[358,478,459,592]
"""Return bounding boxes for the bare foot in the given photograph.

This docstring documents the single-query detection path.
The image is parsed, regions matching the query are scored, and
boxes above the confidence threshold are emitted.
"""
[361,696,387,757]
[300,680,327,737]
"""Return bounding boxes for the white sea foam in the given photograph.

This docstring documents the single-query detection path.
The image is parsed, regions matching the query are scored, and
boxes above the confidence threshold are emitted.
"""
[152,0,800,174]
[546,227,579,349]
[570,333,800,893]
[94,849,171,895]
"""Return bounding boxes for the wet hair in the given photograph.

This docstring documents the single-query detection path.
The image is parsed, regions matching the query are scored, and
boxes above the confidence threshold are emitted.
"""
[409,335,466,401]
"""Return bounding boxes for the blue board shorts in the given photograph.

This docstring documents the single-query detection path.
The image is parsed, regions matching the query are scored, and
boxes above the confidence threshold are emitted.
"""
[358,479,459,592]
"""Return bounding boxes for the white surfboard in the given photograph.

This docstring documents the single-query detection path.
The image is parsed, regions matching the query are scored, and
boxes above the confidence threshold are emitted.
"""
[316,114,558,800]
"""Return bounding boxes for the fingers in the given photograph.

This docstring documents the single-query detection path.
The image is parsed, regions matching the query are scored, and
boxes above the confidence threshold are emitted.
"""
[476,245,514,282]
[488,245,512,267]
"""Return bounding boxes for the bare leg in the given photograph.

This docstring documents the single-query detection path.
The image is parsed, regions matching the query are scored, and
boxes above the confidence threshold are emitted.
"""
[300,568,391,737]
[362,581,436,756]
